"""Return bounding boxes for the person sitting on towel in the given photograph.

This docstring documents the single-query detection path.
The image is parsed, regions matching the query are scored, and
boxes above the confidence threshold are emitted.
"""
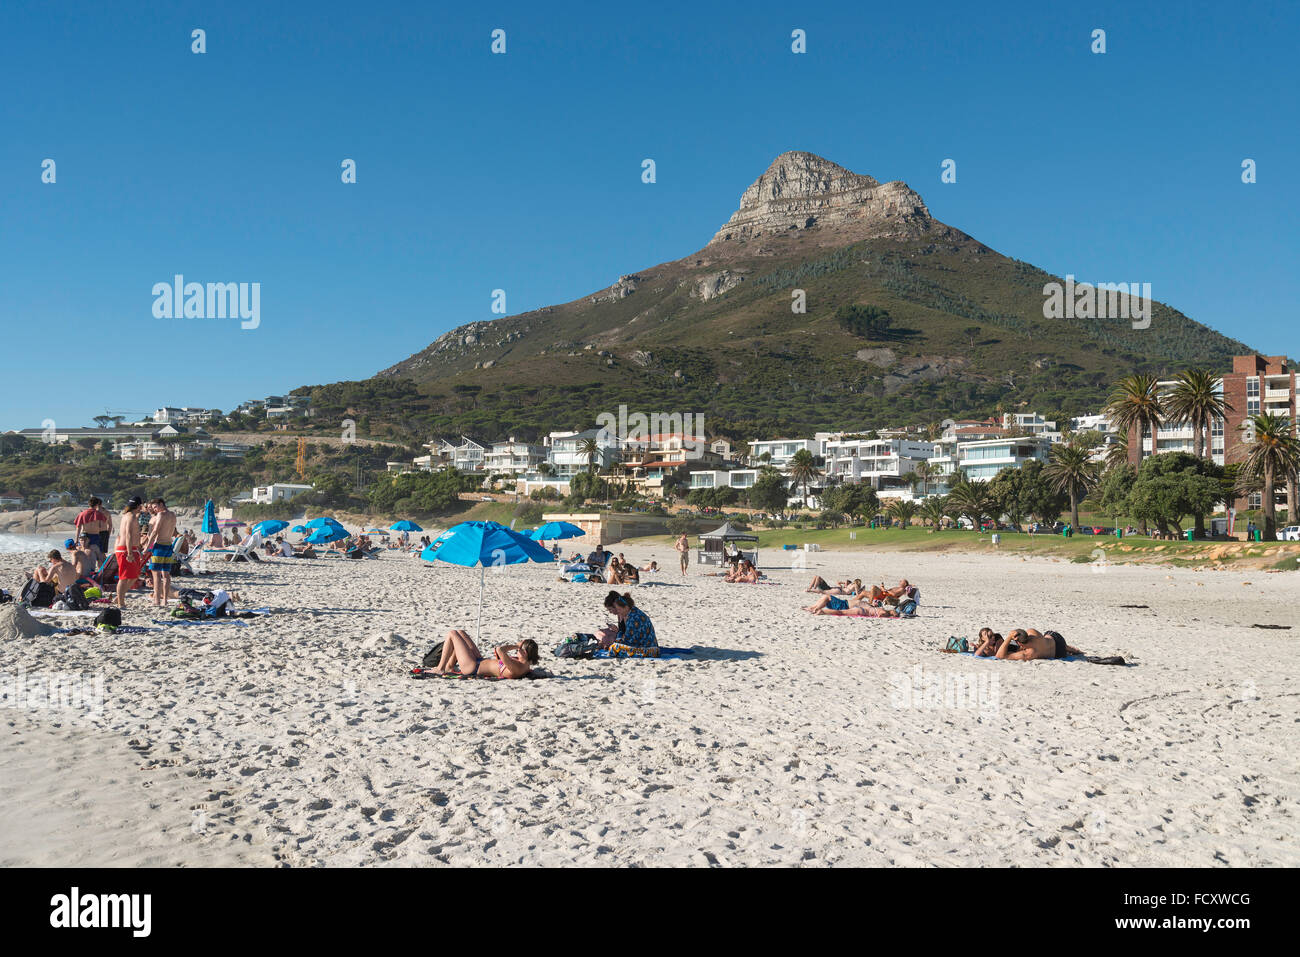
[725,559,760,583]
[429,630,538,679]
[599,591,659,657]
[989,627,1083,660]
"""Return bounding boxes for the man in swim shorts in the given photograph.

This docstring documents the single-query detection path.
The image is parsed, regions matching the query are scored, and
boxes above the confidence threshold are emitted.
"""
[995,628,1082,660]
[114,496,146,608]
[142,498,178,607]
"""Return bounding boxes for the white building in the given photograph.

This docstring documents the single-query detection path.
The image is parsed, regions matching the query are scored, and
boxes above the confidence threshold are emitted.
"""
[545,429,619,478]
[824,436,935,494]
[251,483,314,504]
[485,438,547,476]
[747,438,819,468]
[688,469,761,492]
[953,436,1054,483]
[1002,411,1057,435]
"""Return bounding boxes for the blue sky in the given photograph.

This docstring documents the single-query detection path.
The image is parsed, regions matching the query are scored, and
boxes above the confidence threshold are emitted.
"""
[2,0,1296,430]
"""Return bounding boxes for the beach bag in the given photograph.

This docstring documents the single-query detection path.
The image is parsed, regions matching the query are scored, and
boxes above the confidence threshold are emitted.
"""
[21,578,56,608]
[898,598,918,617]
[553,633,600,659]
[59,584,90,611]
[421,641,445,668]
[0,589,11,604]
[94,607,122,629]
[943,636,968,653]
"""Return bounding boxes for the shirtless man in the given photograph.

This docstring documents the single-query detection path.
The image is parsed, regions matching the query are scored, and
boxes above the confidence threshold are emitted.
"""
[994,628,1083,661]
[114,497,146,608]
[32,550,80,591]
[64,538,96,580]
[675,533,690,577]
[142,498,178,607]
[866,578,911,603]
[74,497,110,563]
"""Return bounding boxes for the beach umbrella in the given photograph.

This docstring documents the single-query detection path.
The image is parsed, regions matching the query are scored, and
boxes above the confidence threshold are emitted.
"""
[305,516,344,529]
[218,518,244,528]
[421,521,554,639]
[201,500,219,535]
[390,520,422,532]
[252,520,289,537]
[304,526,351,545]
[290,524,308,533]
[531,521,585,542]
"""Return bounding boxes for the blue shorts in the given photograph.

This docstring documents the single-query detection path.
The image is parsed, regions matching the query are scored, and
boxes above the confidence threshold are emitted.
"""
[827,596,848,611]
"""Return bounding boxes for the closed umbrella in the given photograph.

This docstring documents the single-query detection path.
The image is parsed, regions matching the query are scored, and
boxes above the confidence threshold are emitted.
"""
[201,500,219,535]
[420,521,553,639]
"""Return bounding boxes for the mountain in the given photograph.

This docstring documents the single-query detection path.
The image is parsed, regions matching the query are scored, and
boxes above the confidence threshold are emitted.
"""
[320,151,1250,443]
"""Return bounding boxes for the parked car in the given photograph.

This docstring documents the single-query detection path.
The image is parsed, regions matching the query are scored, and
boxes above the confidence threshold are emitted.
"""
[1277,525,1300,541]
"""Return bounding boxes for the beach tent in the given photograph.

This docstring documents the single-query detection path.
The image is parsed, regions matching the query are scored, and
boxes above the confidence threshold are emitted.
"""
[698,522,759,567]
[420,521,554,640]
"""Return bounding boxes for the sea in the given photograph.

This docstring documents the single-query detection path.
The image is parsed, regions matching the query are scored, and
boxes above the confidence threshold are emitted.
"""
[0,533,63,555]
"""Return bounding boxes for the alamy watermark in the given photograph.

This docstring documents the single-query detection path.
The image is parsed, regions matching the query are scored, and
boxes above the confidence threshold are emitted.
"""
[889,664,999,718]
[152,275,260,329]
[595,404,707,460]
[2,666,105,716]
[1042,275,1151,329]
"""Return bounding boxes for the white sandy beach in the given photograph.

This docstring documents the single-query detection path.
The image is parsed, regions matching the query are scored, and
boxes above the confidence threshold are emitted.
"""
[1,543,1297,867]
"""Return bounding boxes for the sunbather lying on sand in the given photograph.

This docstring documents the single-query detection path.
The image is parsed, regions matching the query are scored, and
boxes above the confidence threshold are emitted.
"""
[807,602,898,617]
[865,579,911,603]
[429,629,538,679]
[806,576,863,595]
[978,627,1082,660]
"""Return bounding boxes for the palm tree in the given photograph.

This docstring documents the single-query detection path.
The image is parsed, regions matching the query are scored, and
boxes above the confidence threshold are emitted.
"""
[911,460,937,497]
[947,480,992,529]
[918,496,948,529]
[1044,441,1102,531]
[1106,373,1164,462]
[1164,369,1230,461]
[1104,429,1130,473]
[886,499,917,528]
[578,437,602,475]
[787,449,821,508]
[1235,413,1300,539]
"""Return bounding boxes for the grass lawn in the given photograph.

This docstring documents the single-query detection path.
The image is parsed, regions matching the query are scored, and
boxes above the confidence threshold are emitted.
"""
[625,526,1300,571]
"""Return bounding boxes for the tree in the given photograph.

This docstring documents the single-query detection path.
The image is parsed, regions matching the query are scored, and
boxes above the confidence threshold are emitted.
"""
[821,482,879,523]
[787,449,821,507]
[747,471,790,515]
[911,460,937,497]
[885,499,917,528]
[578,437,602,475]
[1097,463,1137,528]
[918,496,948,529]
[1164,369,1230,461]
[92,415,113,429]
[1106,374,1164,461]
[962,326,981,349]
[948,480,993,528]
[1128,453,1224,536]
[1044,442,1102,531]
[1104,429,1130,473]
[987,467,1029,530]
[835,304,893,339]
[1234,413,1300,539]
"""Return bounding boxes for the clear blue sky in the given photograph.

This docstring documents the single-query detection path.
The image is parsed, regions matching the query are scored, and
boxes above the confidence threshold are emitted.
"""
[2,0,1296,430]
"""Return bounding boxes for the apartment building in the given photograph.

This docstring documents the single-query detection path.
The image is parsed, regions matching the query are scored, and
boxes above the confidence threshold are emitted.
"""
[823,436,936,495]
[484,438,547,475]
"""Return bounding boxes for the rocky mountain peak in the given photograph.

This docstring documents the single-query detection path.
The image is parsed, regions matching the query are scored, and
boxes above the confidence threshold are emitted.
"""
[709,150,932,244]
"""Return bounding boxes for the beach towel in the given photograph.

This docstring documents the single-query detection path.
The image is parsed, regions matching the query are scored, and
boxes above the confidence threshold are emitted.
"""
[408,666,553,680]
[594,646,693,660]
[956,650,1128,666]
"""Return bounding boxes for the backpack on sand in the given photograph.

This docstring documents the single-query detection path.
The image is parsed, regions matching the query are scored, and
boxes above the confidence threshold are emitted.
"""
[59,584,90,611]
[21,578,56,608]
[553,633,600,659]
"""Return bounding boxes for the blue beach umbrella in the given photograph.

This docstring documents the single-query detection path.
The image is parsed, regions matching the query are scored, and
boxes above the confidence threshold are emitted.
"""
[304,525,351,545]
[252,520,289,537]
[201,500,219,535]
[290,525,308,533]
[420,521,554,639]
[531,521,585,542]
[390,520,422,532]
[305,516,344,529]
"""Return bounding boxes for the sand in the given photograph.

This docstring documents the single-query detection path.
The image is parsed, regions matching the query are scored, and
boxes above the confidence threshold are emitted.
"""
[1,544,1296,867]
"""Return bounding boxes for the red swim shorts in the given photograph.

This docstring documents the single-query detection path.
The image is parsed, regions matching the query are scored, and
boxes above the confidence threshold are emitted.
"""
[115,547,144,583]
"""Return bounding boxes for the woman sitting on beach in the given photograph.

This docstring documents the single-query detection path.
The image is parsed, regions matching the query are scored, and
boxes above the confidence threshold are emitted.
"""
[640,559,659,573]
[430,629,539,678]
[979,627,1082,660]
[724,559,760,583]
[599,591,660,657]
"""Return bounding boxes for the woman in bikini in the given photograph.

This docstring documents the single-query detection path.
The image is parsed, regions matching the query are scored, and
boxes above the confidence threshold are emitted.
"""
[431,629,539,678]
[808,602,899,617]
[805,576,862,595]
